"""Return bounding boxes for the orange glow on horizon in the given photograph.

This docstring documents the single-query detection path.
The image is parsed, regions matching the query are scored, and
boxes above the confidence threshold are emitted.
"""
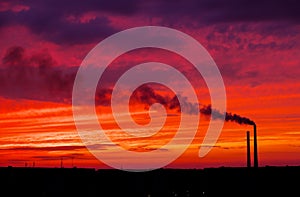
[1,83,300,169]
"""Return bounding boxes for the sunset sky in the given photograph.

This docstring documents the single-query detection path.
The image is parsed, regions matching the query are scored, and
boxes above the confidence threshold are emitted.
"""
[0,0,300,169]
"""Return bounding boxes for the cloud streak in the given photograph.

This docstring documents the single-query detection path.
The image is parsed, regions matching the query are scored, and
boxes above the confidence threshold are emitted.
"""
[2,145,86,151]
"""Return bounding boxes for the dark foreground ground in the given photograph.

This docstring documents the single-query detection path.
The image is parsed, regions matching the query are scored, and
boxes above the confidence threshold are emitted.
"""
[0,166,299,197]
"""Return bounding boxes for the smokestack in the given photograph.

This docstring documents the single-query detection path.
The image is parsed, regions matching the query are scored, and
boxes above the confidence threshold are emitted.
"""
[246,131,251,168]
[253,124,258,168]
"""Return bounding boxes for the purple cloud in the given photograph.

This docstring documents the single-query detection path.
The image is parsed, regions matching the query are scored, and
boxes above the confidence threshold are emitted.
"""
[0,46,77,102]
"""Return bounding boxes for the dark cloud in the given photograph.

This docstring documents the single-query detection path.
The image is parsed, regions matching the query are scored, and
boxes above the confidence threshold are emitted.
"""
[0,46,77,102]
[26,0,139,15]
[0,9,118,44]
[0,0,138,44]
[145,0,300,24]
[33,16,116,45]
[0,46,139,104]
[1,0,299,45]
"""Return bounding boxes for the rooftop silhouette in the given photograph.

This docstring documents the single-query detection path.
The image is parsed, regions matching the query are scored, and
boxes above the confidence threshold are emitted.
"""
[1,166,299,197]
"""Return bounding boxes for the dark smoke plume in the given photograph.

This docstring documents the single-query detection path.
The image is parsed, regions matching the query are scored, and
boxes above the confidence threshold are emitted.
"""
[200,105,255,125]
[129,84,200,114]
[131,85,255,125]
[225,112,255,125]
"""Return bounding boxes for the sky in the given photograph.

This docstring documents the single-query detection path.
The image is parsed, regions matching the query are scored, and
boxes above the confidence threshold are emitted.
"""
[0,0,300,169]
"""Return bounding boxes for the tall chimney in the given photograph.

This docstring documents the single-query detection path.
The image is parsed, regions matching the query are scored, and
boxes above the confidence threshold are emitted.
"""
[253,124,258,168]
[246,131,251,168]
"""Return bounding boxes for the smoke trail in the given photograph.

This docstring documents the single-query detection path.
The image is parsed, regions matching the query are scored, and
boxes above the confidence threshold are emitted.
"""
[127,84,199,114]
[200,105,255,125]
[97,84,255,126]
[225,112,255,125]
